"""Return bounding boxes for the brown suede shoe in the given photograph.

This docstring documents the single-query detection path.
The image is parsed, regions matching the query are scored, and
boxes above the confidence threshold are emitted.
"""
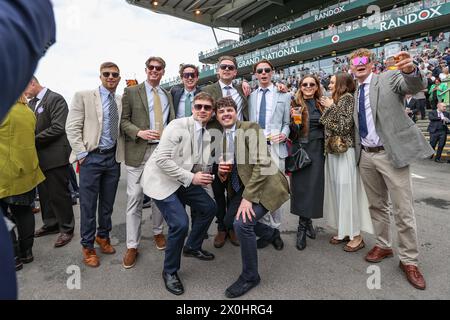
[82,247,100,268]
[95,236,116,254]
[399,262,426,290]
[154,234,166,250]
[54,232,73,248]
[228,230,240,247]
[365,246,394,263]
[214,231,227,248]
[123,248,138,269]
[344,240,365,252]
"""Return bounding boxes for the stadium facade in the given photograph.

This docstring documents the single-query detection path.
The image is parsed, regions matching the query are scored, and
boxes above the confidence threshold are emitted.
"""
[126,0,450,88]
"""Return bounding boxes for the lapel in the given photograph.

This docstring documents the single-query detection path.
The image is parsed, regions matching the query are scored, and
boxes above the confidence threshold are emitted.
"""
[174,87,183,111]
[137,82,149,118]
[353,88,359,131]
[250,91,257,122]
[271,90,280,122]
[35,89,51,116]
[369,74,379,125]
[214,82,222,98]
[93,89,103,125]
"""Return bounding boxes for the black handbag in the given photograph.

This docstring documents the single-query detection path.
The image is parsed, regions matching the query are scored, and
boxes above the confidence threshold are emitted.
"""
[285,141,312,173]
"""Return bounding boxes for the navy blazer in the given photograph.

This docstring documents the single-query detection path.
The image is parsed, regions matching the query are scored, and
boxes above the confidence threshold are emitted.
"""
[170,85,201,117]
[0,0,56,121]
[428,110,450,134]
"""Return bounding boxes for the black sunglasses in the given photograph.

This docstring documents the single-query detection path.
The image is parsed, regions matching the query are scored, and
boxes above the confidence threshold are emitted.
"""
[147,65,163,71]
[302,82,316,88]
[102,72,120,78]
[256,67,272,74]
[219,64,236,71]
[182,72,197,79]
[193,104,213,111]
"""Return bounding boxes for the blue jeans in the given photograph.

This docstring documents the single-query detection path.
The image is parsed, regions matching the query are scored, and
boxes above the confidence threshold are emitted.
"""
[154,185,216,275]
[79,151,120,248]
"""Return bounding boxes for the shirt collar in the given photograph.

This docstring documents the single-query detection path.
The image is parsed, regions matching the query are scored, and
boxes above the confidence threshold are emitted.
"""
[259,84,274,93]
[225,124,237,134]
[99,85,114,96]
[145,80,160,92]
[36,87,48,100]
[219,80,234,90]
[360,72,373,86]
[193,118,206,130]
[184,88,195,96]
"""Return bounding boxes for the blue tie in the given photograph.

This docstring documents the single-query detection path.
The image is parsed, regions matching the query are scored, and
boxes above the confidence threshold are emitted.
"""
[258,88,268,129]
[358,84,368,138]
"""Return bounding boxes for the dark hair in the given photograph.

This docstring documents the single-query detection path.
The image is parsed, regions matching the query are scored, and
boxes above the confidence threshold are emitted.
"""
[100,62,120,73]
[179,64,199,77]
[295,74,323,111]
[253,59,274,73]
[215,97,237,111]
[193,92,215,106]
[218,56,237,68]
[145,56,166,69]
[332,72,356,103]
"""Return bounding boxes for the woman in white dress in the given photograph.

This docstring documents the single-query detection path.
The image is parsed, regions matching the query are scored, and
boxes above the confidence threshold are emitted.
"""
[319,72,373,252]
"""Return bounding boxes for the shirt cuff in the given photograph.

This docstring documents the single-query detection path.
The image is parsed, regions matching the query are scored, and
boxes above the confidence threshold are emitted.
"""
[402,66,420,77]
[76,151,88,161]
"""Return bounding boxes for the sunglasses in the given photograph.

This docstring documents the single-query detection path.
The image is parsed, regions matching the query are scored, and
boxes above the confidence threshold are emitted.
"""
[182,72,197,79]
[351,56,370,66]
[301,82,316,88]
[219,64,236,71]
[102,72,120,78]
[194,104,213,112]
[147,65,163,71]
[256,68,272,74]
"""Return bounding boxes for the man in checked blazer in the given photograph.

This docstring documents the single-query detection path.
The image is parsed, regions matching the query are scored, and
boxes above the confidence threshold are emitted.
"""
[120,56,175,269]
[66,62,124,267]
[349,48,433,290]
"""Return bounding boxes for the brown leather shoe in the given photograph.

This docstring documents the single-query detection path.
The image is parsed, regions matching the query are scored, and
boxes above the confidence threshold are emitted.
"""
[329,236,350,245]
[31,207,41,214]
[54,232,73,248]
[365,246,393,263]
[82,247,100,268]
[154,234,166,250]
[399,262,426,290]
[228,230,240,247]
[123,248,138,269]
[34,226,59,237]
[95,236,116,254]
[214,231,227,248]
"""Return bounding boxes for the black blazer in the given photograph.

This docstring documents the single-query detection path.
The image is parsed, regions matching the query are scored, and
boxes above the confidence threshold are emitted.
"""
[405,98,419,120]
[170,85,201,117]
[427,110,450,134]
[34,89,71,171]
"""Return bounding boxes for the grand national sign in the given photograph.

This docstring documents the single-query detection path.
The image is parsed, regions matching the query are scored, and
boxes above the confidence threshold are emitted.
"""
[314,5,346,21]
[380,6,442,31]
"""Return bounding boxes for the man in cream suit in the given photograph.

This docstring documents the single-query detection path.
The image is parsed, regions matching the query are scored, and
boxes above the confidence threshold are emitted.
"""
[350,48,434,290]
[120,57,175,269]
[141,92,217,296]
[248,59,290,243]
[66,62,124,267]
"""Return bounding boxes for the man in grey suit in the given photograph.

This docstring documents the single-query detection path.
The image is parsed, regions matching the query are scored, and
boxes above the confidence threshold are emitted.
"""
[248,59,290,248]
[120,56,175,269]
[349,48,434,290]
[141,92,217,295]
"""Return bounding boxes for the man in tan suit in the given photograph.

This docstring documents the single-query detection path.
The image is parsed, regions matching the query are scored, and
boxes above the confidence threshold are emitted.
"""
[66,62,124,267]
[120,56,175,269]
[216,97,289,298]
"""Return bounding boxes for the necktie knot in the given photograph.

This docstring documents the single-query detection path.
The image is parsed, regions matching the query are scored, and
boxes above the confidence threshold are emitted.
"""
[224,86,232,96]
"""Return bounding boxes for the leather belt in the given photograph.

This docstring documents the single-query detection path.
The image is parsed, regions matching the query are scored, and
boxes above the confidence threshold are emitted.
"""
[362,145,384,153]
[92,146,116,154]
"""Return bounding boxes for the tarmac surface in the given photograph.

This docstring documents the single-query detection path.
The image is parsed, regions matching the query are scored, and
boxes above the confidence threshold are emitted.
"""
[17,159,450,300]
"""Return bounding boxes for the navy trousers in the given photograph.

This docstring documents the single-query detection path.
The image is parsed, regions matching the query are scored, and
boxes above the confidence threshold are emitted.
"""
[79,151,120,248]
[154,185,216,275]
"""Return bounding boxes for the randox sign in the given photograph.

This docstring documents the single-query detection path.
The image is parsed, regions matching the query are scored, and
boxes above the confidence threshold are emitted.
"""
[380,6,442,31]
[314,6,346,21]
[268,23,292,37]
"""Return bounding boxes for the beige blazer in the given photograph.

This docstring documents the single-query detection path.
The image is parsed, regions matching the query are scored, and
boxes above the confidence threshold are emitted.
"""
[141,116,211,200]
[66,88,124,163]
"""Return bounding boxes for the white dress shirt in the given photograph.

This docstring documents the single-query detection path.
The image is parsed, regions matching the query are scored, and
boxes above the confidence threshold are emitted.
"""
[255,84,274,137]
[176,88,195,119]
[358,73,382,147]
[219,80,244,121]
[144,81,170,130]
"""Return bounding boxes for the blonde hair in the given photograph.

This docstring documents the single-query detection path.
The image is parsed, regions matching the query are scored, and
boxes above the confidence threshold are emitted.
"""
[348,48,375,63]
[17,94,28,104]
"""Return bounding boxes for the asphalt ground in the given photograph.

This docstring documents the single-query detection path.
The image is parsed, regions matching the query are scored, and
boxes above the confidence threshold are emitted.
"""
[17,159,450,300]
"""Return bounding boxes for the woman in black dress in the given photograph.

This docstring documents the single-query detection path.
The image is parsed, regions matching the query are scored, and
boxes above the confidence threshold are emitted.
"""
[289,75,325,250]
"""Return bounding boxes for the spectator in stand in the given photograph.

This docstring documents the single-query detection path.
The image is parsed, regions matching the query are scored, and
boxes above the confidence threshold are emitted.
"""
[427,102,450,163]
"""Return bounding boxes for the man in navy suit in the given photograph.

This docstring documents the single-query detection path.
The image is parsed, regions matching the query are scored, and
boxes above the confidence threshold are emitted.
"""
[427,102,450,163]
[170,64,201,119]
[0,0,56,300]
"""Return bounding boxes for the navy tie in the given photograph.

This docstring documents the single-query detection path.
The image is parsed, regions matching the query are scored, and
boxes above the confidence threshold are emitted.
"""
[224,86,232,96]
[258,88,268,129]
[358,84,368,138]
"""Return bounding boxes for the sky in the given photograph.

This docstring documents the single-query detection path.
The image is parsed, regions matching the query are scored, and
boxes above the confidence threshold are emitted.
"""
[35,0,238,104]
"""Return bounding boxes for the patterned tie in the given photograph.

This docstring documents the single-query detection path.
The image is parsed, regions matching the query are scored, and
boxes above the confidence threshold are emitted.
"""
[29,97,39,112]
[185,92,192,117]
[224,86,232,97]
[358,84,368,138]
[152,87,163,135]
[258,88,269,129]
[108,93,119,142]
[227,130,240,192]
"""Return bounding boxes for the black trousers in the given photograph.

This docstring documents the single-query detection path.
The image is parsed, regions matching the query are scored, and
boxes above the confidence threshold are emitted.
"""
[430,130,447,159]
[417,99,426,120]
[0,200,34,256]
[38,165,75,233]
[212,172,228,232]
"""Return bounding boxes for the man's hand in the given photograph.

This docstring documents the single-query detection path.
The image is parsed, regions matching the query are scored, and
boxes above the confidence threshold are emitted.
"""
[395,52,416,74]
[78,157,86,165]
[270,133,287,144]
[192,172,214,186]
[276,82,288,93]
[236,198,255,223]
[137,130,160,141]
[218,161,232,182]
[242,81,251,97]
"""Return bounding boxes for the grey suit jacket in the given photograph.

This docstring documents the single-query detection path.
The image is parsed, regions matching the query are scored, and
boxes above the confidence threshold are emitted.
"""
[202,82,249,121]
[249,88,291,159]
[353,70,434,168]
[141,116,211,200]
